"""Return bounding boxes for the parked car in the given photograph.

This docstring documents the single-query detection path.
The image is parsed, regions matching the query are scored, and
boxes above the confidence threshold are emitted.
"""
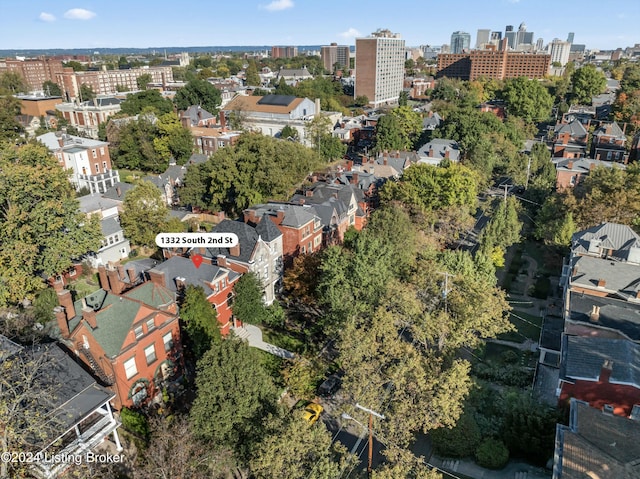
[318,373,341,397]
[302,402,323,425]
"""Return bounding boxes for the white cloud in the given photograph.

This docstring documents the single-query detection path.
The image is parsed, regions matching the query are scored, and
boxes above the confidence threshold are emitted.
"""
[39,12,56,22]
[338,28,362,39]
[64,8,97,20]
[262,0,294,11]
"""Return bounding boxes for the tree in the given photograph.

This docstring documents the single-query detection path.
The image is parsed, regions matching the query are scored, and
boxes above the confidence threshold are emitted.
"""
[249,413,350,479]
[0,142,102,305]
[501,77,553,123]
[63,61,86,72]
[399,90,409,106]
[479,197,522,265]
[244,60,261,87]
[42,80,62,97]
[431,409,481,458]
[180,285,221,359]
[79,83,95,101]
[375,106,422,151]
[120,180,169,248]
[0,96,24,142]
[136,73,153,91]
[119,89,174,115]
[108,115,164,172]
[475,438,509,469]
[280,124,299,141]
[174,78,222,114]
[0,72,27,94]
[354,95,369,107]
[190,339,278,451]
[153,112,194,165]
[571,64,607,105]
[283,252,321,306]
[232,272,267,325]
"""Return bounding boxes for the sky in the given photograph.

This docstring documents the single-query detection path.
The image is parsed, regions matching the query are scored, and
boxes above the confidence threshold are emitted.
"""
[0,0,639,51]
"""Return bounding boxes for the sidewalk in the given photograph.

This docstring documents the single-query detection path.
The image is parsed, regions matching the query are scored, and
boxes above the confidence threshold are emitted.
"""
[430,456,551,479]
[232,324,295,359]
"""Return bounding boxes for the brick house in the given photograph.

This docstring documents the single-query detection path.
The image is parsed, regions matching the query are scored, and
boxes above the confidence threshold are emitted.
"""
[52,264,182,410]
[591,121,628,163]
[243,203,324,266]
[558,335,640,417]
[147,255,240,335]
[553,157,626,190]
[552,120,588,158]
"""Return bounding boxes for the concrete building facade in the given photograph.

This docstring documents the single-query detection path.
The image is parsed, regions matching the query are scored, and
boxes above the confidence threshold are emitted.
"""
[355,29,405,107]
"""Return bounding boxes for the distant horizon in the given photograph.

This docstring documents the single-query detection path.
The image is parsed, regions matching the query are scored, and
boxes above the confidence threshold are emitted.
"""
[0,0,638,52]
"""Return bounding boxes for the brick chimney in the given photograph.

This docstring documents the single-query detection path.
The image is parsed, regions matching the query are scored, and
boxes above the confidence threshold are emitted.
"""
[444,147,450,159]
[590,162,596,170]
[597,278,606,288]
[244,209,258,224]
[54,306,70,337]
[127,267,137,284]
[275,210,286,223]
[82,299,98,329]
[217,255,228,268]
[429,146,434,157]
[567,161,574,170]
[590,305,601,321]
[352,172,359,185]
[229,243,240,257]
[219,110,226,130]
[600,359,613,383]
[57,289,76,321]
[148,269,166,287]
[562,132,569,145]
[117,265,126,283]
[97,265,109,291]
[106,266,124,294]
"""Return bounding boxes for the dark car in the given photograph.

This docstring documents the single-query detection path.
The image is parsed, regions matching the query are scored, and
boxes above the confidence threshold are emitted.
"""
[318,374,341,397]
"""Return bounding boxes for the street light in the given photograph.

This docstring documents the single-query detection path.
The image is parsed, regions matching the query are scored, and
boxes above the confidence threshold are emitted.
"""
[342,405,385,478]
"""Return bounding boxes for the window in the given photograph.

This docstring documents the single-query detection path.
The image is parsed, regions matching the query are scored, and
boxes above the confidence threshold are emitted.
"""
[103,161,107,170]
[263,266,268,279]
[94,163,99,173]
[82,335,90,350]
[114,234,119,242]
[163,332,173,352]
[124,357,138,379]
[109,236,114,245]
[146,318,155,331]
[100,147,105,155]
[92,149,97,158]
[145,344,157,365]
[134,326,143,339]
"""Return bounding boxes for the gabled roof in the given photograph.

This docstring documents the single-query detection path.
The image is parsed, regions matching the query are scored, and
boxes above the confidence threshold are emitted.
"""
[182,105,215,126]
[570,254,640,298]
[594,121,625,138]
[561,335,640,387]
[553,399,640,478]
[553,158,626,174]
[417,138,461,162]
[554,120,588,138]
[77,194,121,215]
[568,292,640,342]
[101,182,133,201]
[572,223,640,258]
[206,219,276,263]
[254,215,283,242]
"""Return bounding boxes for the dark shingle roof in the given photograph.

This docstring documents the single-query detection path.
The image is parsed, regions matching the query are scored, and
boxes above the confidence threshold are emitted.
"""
[554,120,588,137]
[101,216,122,237]
[102,182,134,201]
[147,256,239,296]
[182,105,214,126]
[207,219,259,263]
[561,335,640,387]
[568,292,640,341]
[255,215,283,242]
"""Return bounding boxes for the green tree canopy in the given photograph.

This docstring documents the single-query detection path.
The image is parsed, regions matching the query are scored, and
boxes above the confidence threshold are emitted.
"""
[79,84,96,101]
[174,78,222,114]
[120,89,174,116]
[571,64,607,105]
[180,285,221,359]
[42,80,62,97]
[375,106,422,151]
[0,72,28,94]
[501,76,553,123]
[0,96,24,142]
[232,272,267,325]
[120,180,169,248]
[189,338,278,451]
[153,112,194,165]
[245,60,262,87]
[136,73,153,90]
[0,142,102,305]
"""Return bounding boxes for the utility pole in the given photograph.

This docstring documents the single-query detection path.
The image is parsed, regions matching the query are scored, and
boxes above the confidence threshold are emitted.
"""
[355,403,385,478]
[438,271,453,314]
[525,155,532,190]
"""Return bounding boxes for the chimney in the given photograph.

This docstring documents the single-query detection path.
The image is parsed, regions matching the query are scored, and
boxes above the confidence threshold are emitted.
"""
[562,132,569,145]
[106,266,124,294]
[98,265,109,291]
[219,110,226,130]
[127,267,137,284]
[352,172,359,185]
[52,277,65,292]
[315,98,321,114]
[148,269,166,287]
[116,186,122,197]
[590,305,601,321]
[276,210,286,223]
[243,209,257,224]
[444,147,450,159]
[217,255,228,268]
[82,299,98,329]
[383,157,388,166]
[597,278,606,288]
[57,289,76,321]
[567,161,574,170]
[117,265,126,282]
[429,146,434,157]
[229,243,240,257]
[54,306,70,337]
[600,359,613,384]
[395,151,400,158]
[175,277,186,291]
[590,162,596,170]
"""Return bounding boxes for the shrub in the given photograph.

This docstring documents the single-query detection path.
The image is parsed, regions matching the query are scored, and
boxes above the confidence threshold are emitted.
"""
[431,410,482,458]
[120,407,149,440]
[475,438,509,469]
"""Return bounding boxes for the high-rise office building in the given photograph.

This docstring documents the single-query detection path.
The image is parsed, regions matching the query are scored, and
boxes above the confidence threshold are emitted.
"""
[321,43,350,72]
[549,38,571,66]
[505,25,516,49]
[536,38,544,52]
[515,22,534,49]
[567,32,575,44]
[355,29,405,107]
[450,31,471,54]
[476,29,491,49]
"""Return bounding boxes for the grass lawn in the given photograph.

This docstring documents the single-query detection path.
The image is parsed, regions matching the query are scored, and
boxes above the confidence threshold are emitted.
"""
[498,310,543,343]
[67,273,101,299]
[262,327,307,354]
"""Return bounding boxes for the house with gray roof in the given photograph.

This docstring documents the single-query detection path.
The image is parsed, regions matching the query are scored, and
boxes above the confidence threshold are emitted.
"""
[417,139,461,165]
[553,398,640,478]
[558,335,640,417]
[142,163,187,206]
[274,66,314,86]
[195,219,283,305]
[553,120,588,158]
[0,338,122,479]
[180,105,216,128]
[553,157,626,189]
[571,223,640,261]
[592,121,628,163]
[422,111,442,130]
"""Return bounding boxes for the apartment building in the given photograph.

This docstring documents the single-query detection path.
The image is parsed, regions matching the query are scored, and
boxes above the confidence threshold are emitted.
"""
[321,43,350,72]
[0,57,64,91]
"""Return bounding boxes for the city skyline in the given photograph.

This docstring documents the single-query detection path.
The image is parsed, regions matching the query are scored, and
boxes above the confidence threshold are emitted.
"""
[0,0,639,51]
